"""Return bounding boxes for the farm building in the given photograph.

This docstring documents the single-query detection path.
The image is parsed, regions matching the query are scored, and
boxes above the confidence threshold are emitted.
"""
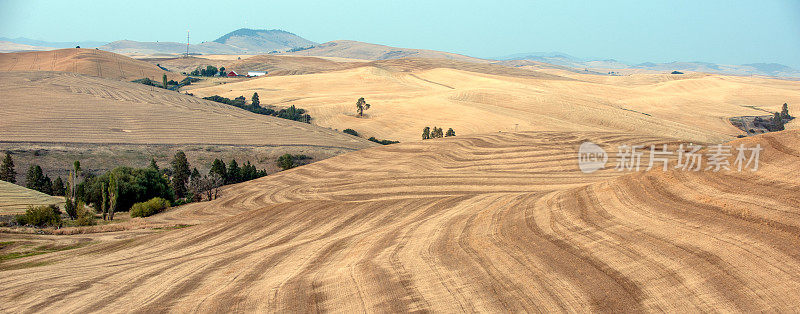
[248,71,267,77]
[227,70,240,77]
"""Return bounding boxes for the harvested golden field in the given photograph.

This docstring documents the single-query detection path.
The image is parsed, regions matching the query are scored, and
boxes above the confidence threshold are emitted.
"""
[189,58,800,143]
[0,48,180,81]
[2,130,799,311]
[0,180,63,215]
[0,71,373,149]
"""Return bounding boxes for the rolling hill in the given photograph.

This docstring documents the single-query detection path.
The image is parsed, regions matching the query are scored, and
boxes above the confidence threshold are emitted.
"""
[0,70,376,180]
[0,48,179,81]
[1,129,799,311]
[188,57,800,144]
[0,71,373,147]
[0,180,63,215]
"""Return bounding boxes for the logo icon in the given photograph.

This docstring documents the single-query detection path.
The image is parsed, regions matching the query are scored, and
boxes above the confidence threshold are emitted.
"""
[578,142,608,173]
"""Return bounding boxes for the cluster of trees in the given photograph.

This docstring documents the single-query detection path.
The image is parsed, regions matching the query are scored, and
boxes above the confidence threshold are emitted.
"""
[277,154,312,170]
[190,65,225,77]
[342,129,359,137]
[208,158,267,185]
[287,46,315,52]
[761,103,793,132]
[133,75,199,90]
[368,137,399,145]
[422,127,455,139]
[203,92,311,123]
[4,150,274,226]
[24,165,65,196]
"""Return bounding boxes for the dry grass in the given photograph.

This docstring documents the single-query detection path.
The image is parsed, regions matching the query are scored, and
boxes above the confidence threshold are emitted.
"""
[1,130,799,311]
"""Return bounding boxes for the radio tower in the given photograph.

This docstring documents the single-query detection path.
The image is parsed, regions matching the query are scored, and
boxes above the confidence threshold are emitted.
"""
[185,30,189,58]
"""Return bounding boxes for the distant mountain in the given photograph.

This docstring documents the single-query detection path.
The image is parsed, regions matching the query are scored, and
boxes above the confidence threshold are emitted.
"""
[501,52,800,78]
[99,29,316,55]
[0,41,54,53]
[279,40,485,62]
[212,28,316,52]
[0,37,107,48]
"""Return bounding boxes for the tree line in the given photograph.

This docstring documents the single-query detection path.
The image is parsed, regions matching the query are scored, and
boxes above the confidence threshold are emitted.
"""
[1,151,275,227]
[422,127,455,139]
[203,92,311,123]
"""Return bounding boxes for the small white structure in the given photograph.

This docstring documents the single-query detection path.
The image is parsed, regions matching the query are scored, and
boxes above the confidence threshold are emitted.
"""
[248,71,267,77]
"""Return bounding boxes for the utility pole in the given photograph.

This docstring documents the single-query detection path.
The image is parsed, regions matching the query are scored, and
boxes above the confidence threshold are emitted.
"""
[186,30,190,58]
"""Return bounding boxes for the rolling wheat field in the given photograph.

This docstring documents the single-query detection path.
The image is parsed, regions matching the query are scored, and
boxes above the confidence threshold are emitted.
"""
[1,129,799,311]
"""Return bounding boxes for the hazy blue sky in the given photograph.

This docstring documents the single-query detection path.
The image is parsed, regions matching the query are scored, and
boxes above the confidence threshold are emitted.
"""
[1,0,798,67]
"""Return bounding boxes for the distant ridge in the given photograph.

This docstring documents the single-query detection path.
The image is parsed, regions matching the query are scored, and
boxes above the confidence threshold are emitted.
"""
[500,52,800,78]
[279,40,485,62]
[99,29,316,55]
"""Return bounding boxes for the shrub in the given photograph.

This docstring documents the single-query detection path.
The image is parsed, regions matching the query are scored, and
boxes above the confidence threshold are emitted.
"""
[74,202,96,226]
[368,137,399,145]
[130,197,170,218]
[16,205,62,227]
[277,154,312,170]
[343,129,360,137]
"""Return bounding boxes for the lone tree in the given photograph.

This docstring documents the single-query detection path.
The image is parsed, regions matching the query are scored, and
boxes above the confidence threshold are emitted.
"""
[64,161,82,219]
[252,92,260,108]
[0,152,15,183]
[107,173,119,220]
[445,128,456,137]
[356,97,370,117]
[781,103,791,120]
[162,74,168,89]
[422,127,431,140]
[171,151,191,199]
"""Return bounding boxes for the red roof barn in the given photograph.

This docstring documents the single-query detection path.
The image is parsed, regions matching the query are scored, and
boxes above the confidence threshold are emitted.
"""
[227,70,239,77]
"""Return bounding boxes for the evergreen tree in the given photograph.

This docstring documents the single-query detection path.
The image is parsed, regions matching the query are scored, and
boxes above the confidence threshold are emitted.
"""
[210,159,227,182]
[422,127,431,140]
[191,167,201,181]
[252,92,260,108]
[149,157,159,171]
[42,175,53,195]
[170,151,191,198]
[781,103,791,120]
[52,177,66,196]
[227,159,241,184]
[162,74,168,88]
[25,165,45,192]
[445,128,456,137]
[772,112,785,131]
[356,97,370,117]
[0,152,15,183]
